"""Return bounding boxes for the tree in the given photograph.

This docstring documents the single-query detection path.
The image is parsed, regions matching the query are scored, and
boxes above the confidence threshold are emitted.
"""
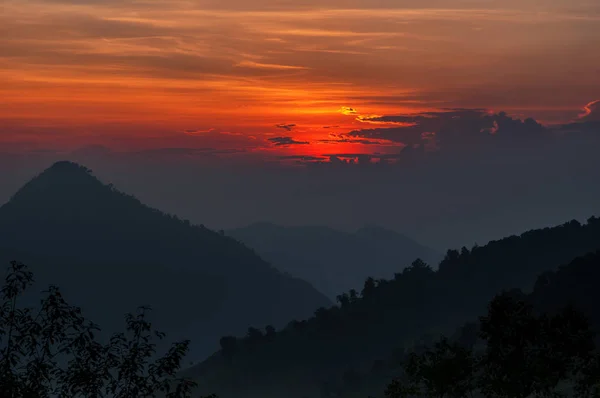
[384,377,420,398]
[400,259,434,282]
[387,337,476,398]
[265,325,276,342]
[477,292,544,398]
[348,289,358,303]
[0,260,214,398]
[336,293,350,308]
[574,351,600,397]
[362,277,377,299]
[219,336,238,363]
[385,289,599,398]
[314,306,336,329]
[245,327,263,347]
[478,292,595,398]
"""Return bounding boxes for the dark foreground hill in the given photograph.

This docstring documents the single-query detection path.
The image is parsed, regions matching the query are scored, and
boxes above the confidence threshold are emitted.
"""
[228,223,441,300]
[0,161,330,360]
[350,250,600,398]
[186,216,600,397]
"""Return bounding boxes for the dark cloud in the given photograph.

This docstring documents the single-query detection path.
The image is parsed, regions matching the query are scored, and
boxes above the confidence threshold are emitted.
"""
[323,125,340,129]
[323,153,402,159]
[317,133,387,145]
[347,126,426,146]
[357,108,488,125]
[3,103,600,253]
[286,153,406,167]
[349,108,548,150]
[339,106,358,115]
[268,137,310,146]
[275,123,297,131]
[318,139,382,145]
[279,155,325,161]
[279,152,406,166]
[322,153,404,160]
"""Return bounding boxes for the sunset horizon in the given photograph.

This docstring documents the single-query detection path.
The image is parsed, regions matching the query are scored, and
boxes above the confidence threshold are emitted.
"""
[3,0,599,164]
[3,2,600,396]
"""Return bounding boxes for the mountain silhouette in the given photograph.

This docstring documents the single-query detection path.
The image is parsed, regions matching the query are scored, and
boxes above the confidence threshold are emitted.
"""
[188,216,600,398]
[0,161,330,359]
[227,222,441,299]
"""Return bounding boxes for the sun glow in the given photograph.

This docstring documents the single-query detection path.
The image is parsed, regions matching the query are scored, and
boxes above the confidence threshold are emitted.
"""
[1,0,599,159]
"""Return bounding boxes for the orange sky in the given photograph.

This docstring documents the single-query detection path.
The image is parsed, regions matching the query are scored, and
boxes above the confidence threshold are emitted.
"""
[2,0,599,160]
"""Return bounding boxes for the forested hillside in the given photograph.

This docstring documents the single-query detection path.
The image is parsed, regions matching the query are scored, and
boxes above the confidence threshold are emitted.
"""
[187,217,600,397]
[228,223,441,300]
[0,161,330,360]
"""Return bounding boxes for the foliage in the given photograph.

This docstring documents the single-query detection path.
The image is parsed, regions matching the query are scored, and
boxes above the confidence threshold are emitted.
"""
[385,337,476,398]
[0,261,215,398]
[203,218,600,397]
[386,290,600,398]
[573,353,600,398]
[478,294,596,398]
[219,336,238,363]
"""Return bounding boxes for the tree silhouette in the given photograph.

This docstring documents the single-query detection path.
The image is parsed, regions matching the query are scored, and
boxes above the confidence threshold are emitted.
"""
[174,220,600,397]
[385,288,599,398]
[264,325,276,342]
[0,261,214,398]
[386,336,476,398]
[384,378,420,398]
[574,351,600,397]
[478,293,596,398]
[219,336,238,363]
[245,327,263,347]
[361,277,377,299]
[335,293,350,308]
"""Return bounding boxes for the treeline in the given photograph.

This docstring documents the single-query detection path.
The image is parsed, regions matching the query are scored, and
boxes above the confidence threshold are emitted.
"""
[200,217,600,397]
[0,261,214,398]
[384,290,600,397]
[3,245,600,397]
[343,250,600,397]
[221,217,600,357]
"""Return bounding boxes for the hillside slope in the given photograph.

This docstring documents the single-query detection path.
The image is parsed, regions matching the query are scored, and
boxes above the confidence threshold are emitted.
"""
[340,249,600,398]
[0,161,331,360]
[228,223,441,299]
[187,216,600,397]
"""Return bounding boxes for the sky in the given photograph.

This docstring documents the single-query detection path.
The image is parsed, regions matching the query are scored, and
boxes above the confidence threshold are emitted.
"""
[1,0,600,249]
[2,0,600,159]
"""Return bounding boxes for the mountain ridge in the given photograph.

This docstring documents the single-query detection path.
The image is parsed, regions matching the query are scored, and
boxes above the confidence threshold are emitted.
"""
[0,161,331,360]
[227,222,442,299]
[188,216,600,397]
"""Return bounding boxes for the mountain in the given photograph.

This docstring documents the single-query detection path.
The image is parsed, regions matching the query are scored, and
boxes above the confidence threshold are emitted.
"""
[0,161,331,360]
[186,216,600,398]
[227,222,441,300]
[339,250,600,398]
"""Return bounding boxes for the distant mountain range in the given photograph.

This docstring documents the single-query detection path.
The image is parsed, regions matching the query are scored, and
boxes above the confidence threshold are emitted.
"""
[0,161,331,360]
[187,216,600,398]
[228,223,441,300]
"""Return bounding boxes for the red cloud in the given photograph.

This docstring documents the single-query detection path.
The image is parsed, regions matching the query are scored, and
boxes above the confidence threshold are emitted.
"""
[579,100,600,121]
